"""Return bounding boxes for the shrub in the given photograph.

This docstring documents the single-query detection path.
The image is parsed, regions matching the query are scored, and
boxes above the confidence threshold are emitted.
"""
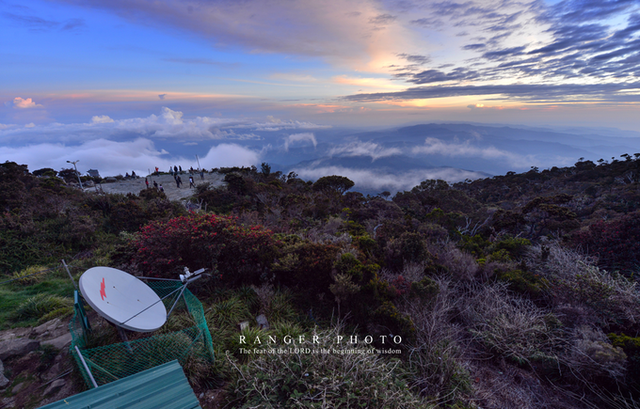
[373,301,416,342]
[573,211,640,274]
[410,276,439,302]
[226,326,425,408]
[384,232,430,271]
[11,265,49,285]
[564,326,627,382]
[433,242,479,281]
[404,278,469,405]
[462,283,562,367]
[131,213,278,285]
[528,243,640,329]
[608,332,640,390]
[496,269,548,298]
[271,236,340,296]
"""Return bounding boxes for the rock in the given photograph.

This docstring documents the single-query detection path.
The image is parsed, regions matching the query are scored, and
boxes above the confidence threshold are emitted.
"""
[0,338,40,360]
[256,314,270,330]
[42,333,72,350]
[11,381,25,394]
[44,379,66,396]
[238,321,250,331]
[1,397,15,408]
[0,328,31,343]
[104,177,117,183]
[0,360,9,388]
[33,318,62,337]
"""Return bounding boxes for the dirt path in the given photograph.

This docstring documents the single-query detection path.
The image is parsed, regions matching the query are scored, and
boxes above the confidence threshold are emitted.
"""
[86,173,225,202]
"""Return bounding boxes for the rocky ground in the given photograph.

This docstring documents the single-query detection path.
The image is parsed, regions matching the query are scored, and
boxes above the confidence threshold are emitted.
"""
[0,318,78,408]
[84,172,225,202]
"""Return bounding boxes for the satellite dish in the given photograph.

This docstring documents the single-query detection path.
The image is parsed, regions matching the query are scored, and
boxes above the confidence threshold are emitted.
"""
[79,267,167,332]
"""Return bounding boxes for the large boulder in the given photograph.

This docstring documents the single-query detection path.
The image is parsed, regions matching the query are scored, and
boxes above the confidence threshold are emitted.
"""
[0,338,40,360]
[42,333,72,350]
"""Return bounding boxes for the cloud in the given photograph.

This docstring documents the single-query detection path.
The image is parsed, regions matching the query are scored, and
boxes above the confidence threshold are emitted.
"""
[0,107,329,145]
[1,11,58,30]
[0,138,260,178]
[397,54,431,65]
[284,133,317,151]
[24,123,36,128]
[293,165,486,193]
[328,141,402,161]
[2,10,85,31]
[198,144,260,169]
[111,107,238,139]
[61,18,85,31]
[333,75,404,89]
[343,82,640,103]
[384,0,639,103]
[56,0,412,71]
[12,97,43,109]
[412,137,532,168]
[369,13,397,26]
[91,115,114,124]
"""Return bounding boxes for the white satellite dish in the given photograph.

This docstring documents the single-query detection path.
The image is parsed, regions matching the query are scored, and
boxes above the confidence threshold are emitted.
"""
[79,267,167,332]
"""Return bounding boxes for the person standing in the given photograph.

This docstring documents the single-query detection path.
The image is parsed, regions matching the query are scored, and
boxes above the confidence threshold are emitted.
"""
[159,184,164,192]
[189,176,195,188]
[153,180,158,189]
[177,175,182,188]
[145,177,149,188]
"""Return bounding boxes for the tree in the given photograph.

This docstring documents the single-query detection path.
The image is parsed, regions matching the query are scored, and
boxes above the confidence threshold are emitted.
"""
[312,175,355,194]
[260,162,271,176]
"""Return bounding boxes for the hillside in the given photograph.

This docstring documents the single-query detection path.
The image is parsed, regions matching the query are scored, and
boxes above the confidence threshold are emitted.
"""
[1,158,640,408]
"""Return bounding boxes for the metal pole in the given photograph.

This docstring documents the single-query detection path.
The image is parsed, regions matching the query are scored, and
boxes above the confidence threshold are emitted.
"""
[196,154,201,171]
[61,259,78,290]
[74,345,98,388]
[67,160,83,189]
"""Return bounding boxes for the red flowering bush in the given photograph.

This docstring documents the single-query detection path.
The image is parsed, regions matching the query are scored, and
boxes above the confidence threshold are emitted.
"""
[132,213,278,285]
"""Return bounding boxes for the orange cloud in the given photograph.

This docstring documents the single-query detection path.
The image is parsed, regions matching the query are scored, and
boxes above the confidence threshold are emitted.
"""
[13,97,43,109]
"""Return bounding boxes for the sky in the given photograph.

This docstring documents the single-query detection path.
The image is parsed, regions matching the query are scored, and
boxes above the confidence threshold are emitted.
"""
[1,0,640,178]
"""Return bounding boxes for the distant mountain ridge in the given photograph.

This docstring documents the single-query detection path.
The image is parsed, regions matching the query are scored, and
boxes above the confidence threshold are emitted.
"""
[258,122,640,192]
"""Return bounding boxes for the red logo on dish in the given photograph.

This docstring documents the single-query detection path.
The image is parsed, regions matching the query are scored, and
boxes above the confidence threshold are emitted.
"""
[100,277,106,300]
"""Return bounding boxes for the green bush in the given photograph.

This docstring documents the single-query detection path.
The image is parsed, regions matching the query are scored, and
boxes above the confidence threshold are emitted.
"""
[410,276,439,301]
[373,301,416,342]
[496,269,548,297]
[271,236,340,295]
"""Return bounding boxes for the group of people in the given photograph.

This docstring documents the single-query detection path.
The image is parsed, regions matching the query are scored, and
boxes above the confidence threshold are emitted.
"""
[145,178,165,192]
[169,165,183,177]
[144,169,197,193]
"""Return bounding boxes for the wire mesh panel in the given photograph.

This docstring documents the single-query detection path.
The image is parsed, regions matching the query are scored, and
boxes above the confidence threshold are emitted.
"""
[70,280,214,388]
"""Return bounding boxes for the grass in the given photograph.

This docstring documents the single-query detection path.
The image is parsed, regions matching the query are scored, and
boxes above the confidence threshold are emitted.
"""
[0,268,77,329]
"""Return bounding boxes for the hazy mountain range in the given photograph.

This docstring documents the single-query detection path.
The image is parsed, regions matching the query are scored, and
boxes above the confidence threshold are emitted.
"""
[233,122,640,193]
